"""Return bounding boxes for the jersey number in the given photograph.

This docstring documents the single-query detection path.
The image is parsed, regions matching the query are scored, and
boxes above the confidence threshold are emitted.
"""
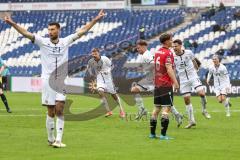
[155,56,161,71]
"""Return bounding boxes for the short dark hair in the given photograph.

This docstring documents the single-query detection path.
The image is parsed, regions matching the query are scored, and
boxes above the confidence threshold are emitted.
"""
[173,39,183,45]
[48,22,60,29]
[91,48,100,53]
[159,33,172,44]
[136,39,148,46]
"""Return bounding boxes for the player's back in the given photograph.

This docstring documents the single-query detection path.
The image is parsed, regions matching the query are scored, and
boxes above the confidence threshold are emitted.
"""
[154,47,174,87]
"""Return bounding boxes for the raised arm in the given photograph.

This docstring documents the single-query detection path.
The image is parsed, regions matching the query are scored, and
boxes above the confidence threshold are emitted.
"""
[4,16,34,41]
[76,10,105,38]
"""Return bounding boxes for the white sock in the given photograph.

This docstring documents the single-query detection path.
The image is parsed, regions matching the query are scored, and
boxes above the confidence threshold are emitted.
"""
[186,104,195,123]
[223,100,230,114]
[201,96,207,113]
[46,115,55,142]
[171,105,180,117]
[116,95,124,112]
[134,94,145,112]
[56,116,64,142]
[101,97,110,112]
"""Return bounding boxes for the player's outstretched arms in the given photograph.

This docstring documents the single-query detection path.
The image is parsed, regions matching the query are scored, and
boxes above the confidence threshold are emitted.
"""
[4,16,34,41]
[76,9,106,38]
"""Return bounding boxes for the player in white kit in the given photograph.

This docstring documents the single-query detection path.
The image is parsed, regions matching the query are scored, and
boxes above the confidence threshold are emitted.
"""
[131,40,183,127]
[207,55,231,117]
[87,48,125,118]
[4,10,105,147]
[172,39,211,129]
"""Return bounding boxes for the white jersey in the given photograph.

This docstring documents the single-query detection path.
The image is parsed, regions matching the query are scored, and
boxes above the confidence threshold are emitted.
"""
[174,49,199,83]
[33,33,79,79]
[136,50,154,64]
[207,64,231,88]
[88,56,116,94]
[88,56,112,81]
[135,50,154,91]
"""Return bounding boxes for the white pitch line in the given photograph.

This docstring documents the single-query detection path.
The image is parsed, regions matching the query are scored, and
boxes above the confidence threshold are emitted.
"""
[0,110,240,117]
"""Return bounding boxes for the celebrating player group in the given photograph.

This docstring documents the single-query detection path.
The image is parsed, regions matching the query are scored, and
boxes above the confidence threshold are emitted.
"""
[4,9,233,146]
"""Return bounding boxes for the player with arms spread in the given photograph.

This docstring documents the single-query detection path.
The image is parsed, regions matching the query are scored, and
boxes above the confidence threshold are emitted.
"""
[4,10,105,147]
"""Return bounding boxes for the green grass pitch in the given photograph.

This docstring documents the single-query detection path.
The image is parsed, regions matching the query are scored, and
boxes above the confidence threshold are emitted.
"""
[0,92,239,160]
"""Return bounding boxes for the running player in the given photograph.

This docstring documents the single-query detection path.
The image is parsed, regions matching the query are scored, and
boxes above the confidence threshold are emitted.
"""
[131,40,152,119]
[132,40,183,127]
[0,57,11,113]
[4,10,105,147]
[87,48,125,118]
[172,39,211,129]
[207,55,231,117]
[149,33,179,140]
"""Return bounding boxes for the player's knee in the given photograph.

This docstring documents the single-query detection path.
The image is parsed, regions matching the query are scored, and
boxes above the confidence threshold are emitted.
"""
[152,110,159,118]
[47,108,55,117]
[97,88,105,94]
[184,97,191,105]
[55,109,63,116]
[130,87,136,93]
[131,87,139,93]
[161,111,169,119]
[198,91,205,97]
[55,102,64,116]
[48,112,55,117]
[221,94,226,100]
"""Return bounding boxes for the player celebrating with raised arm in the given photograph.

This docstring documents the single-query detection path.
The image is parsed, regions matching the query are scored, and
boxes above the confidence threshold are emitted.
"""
[4,10,105,148]
[149,33,179,140]
[172,39,211,129]
[132,40,183,127]
[207,55,231,117]
[87,48,125,118]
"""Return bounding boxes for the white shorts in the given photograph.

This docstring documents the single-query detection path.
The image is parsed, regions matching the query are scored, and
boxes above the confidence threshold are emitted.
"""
[215,86,230,97]
[97,73,116,94]
[180,78,204,96]
[42,78,66,106]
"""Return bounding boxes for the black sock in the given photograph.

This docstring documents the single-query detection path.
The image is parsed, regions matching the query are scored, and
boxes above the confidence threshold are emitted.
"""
[161,117,169,136]
[150,118,157,135]
[1,94,9,110]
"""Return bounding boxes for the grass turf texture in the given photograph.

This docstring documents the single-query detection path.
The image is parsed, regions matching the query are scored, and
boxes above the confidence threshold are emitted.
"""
[0,92,239,160]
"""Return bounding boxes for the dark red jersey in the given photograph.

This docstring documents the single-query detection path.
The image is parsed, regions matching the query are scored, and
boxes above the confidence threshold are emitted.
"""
[154,47,174,87]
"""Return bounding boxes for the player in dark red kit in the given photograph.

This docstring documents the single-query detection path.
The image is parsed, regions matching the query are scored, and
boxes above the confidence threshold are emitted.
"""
[149,33,179,140]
